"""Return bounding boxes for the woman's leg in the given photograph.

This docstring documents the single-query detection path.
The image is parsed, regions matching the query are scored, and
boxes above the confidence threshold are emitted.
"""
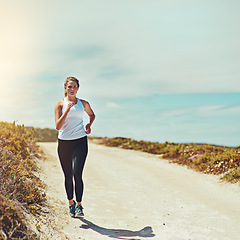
[57,140,74,202]
[72,136,88,203]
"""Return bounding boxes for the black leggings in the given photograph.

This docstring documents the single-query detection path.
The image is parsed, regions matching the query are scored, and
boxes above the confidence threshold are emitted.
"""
[57,136,88,202]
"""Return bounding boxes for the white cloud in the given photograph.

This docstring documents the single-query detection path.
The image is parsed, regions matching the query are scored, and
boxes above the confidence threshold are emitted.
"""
[156,104,240,121]
[196,104,240,117]
[1,0,240,99]
[106,102,122,109]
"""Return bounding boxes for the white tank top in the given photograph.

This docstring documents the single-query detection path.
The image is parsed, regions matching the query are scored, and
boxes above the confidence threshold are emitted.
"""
[58,97,87,140]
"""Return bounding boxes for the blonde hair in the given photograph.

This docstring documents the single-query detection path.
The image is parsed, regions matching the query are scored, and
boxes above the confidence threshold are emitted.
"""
[64,76,80,97]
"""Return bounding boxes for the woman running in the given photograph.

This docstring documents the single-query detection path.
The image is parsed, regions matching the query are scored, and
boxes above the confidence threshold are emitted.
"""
[54,76,95,217]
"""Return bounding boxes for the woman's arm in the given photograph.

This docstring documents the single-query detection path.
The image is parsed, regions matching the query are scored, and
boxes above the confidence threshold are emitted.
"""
[81,100,95,134]
[54,100,75,130]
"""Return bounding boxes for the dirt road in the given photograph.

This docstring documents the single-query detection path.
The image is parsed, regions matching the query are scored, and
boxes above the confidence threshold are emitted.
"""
[38,141,240,240]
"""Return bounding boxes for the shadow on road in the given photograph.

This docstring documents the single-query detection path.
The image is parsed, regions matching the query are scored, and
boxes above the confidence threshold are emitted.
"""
[77,217,155,239]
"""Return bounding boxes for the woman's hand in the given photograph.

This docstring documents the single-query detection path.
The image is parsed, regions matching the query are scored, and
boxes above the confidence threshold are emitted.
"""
[67,101,75,111]
[81,99,95,135]
[85,123,91,134]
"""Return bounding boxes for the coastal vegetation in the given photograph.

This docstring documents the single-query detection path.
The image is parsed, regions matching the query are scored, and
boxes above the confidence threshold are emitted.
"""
[93,137,240,183]
[0,121,47,239]
[25,127,58,142]
[1,121,239,238]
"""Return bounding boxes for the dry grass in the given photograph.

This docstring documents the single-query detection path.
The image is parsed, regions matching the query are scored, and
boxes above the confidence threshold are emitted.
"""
[0,121,47,239]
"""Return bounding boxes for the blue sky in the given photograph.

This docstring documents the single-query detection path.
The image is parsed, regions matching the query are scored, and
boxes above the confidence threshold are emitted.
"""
[1,0,240,146]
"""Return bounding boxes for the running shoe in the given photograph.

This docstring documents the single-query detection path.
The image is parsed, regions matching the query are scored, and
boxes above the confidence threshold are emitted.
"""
[69,201,76,217]
[75,204,84,217]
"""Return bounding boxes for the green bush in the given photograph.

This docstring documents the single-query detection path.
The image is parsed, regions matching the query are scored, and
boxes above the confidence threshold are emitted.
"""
[26,127,58,142]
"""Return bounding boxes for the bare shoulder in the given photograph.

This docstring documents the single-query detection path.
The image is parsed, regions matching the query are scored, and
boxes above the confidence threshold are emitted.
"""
[80,99,89,107]
[55,100,64,109]
[80,99,95,115]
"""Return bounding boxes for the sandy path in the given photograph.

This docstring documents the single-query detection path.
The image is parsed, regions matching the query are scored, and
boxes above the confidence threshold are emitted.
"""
[38,141,240,240]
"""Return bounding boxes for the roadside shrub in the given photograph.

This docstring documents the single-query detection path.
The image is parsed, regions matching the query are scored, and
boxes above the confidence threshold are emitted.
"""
[0,195,37,240]
[221,167,240,182]
[25,127,58,142]
[0,121,47,239]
